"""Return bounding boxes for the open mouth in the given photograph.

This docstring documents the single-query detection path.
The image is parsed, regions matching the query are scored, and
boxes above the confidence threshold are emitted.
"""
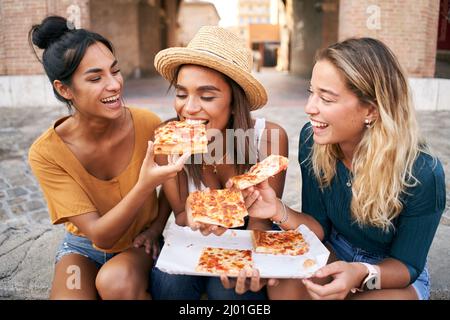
[100,94,120,105]
[310,119,329,128]
[185,118,209,125]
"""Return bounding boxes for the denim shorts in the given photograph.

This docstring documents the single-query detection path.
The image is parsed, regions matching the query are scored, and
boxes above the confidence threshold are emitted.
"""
[55,232,116,268]
[327,229,430,300]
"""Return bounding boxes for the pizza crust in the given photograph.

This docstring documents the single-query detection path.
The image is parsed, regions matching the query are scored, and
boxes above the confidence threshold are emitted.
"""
[231,154,289,189]
[153,120,208,155]
[153,143,207,155]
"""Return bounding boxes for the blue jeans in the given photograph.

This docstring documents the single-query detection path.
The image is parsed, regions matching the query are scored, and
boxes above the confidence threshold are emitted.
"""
[328,229,430,300]
[151,267,267,300]
[55,232,116,268]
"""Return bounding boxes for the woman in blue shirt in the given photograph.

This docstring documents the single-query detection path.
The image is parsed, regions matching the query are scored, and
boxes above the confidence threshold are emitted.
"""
[234,38,446,299]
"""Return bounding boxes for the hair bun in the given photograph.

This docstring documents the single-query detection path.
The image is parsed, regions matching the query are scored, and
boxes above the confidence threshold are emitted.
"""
[31,16,71,49]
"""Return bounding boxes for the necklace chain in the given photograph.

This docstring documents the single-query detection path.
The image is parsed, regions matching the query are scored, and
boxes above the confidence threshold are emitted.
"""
[203,152,229,174]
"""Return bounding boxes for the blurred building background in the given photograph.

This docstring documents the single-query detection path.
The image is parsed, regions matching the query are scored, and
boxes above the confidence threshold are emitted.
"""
[237,0,280,71]
[0,0,181,79]
[1,0,449,108]
[177,0,220,46]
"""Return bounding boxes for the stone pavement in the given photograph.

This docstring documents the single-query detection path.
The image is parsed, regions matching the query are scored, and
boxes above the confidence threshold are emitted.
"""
[0,69,449,299]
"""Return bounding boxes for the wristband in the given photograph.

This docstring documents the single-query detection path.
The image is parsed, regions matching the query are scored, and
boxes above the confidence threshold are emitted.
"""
[271,199,288,225]
[350,262,381,293]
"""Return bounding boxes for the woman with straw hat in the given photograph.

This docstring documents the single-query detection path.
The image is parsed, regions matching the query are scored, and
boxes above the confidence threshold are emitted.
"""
[149,26,289,299]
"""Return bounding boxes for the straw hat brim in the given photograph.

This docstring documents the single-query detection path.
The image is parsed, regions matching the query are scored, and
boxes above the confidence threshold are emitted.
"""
[154,48,268,110]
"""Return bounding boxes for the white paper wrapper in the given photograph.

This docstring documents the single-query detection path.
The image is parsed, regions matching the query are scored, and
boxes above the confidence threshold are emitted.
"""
[156,224,330,278]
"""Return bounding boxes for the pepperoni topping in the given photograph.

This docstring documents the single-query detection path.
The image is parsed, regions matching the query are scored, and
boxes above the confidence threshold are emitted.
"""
[253,230,309,255]
[189,189,248,228]
[197,248,253,275]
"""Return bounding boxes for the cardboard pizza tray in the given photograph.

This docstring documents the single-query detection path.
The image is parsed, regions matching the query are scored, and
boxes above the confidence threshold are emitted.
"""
[155,223,330,279]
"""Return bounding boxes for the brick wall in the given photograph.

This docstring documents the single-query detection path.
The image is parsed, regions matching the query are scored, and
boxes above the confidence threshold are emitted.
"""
[0,2,5,75]
[90,0,141,78]
[289,0,324,77]
[90,0,172,77]
[0,0,90,76]
[1,0,47,75]
[0,0,179,78]
[138,1,162,76]
[321,0,339,49]
[177,2,220,46]
[339,0,439,77]
[164,0,179,48]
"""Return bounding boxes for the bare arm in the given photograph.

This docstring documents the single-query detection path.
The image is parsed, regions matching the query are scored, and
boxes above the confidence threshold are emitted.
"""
[69,182,154,250]
[69,142,189,250]
[154,154,190,226]
[302,257,411,300]
[132,188,173,257]
[377,258,411,288]
[150,187,173,235]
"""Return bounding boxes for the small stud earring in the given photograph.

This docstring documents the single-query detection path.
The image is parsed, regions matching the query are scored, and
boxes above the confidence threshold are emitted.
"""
[364,119,372,128]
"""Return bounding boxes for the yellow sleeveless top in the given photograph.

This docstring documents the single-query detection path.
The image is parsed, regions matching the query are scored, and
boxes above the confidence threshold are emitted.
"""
[28,107,161,253]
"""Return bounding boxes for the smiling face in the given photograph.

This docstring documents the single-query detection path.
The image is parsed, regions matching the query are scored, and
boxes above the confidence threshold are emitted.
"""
[60,42,124,119]
[174,65,233,131]
[305,59,373,153]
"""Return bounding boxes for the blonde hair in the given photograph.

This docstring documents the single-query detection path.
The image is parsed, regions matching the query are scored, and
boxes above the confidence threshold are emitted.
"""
[312,38,429,231]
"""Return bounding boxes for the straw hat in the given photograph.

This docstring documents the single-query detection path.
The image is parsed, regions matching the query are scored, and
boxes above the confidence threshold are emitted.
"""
[154,26,267,110]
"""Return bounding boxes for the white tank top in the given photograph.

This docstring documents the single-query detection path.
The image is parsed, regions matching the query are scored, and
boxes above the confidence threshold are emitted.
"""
[185,118,266,193]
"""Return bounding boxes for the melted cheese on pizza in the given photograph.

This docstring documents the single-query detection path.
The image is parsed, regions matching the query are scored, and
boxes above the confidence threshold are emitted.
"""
[189,189,248,228]
[196,247,253,276]
[252,230,309,255]
[154,120,207,154]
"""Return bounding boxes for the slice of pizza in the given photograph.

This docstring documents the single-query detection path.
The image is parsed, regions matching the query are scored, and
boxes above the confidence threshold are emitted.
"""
[188,189,248,228]
[230,154,289,190]
[153,119,208,155]
[195,247,253,276]
[251,230,309,256]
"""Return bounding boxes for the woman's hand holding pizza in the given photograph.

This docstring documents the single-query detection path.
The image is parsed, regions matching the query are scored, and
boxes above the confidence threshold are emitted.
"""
[227,179,278,220]
[185,189,228,236]
[138,141,191,190]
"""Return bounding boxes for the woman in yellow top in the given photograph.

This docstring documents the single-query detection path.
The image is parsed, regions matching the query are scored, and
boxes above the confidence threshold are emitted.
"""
[27,16,189,300]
